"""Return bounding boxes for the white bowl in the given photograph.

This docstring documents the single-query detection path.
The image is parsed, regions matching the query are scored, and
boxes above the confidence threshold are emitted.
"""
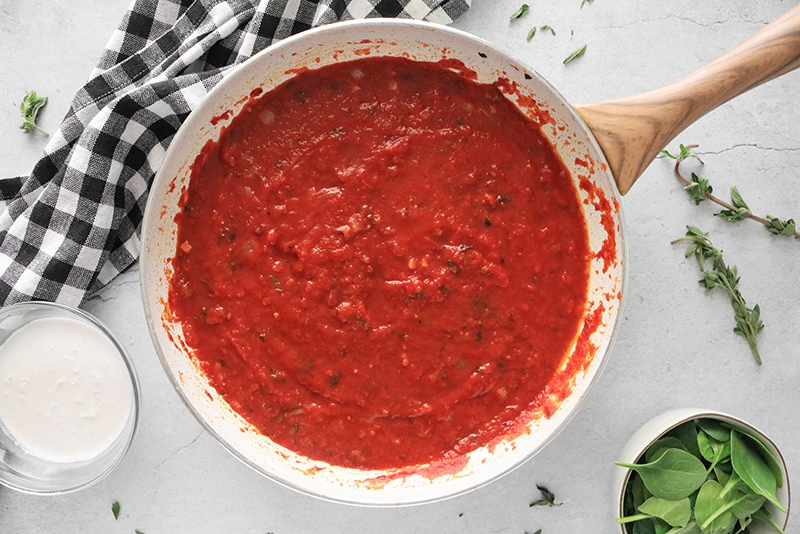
[614,408,790,533]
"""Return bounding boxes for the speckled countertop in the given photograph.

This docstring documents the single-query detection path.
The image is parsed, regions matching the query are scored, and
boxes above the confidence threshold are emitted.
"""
[1,1,799,532]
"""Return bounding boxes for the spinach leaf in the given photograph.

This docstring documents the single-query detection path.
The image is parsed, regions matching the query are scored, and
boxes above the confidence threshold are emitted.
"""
[729,491,766,520]
[752,507,786,534]
[697,419,730,443]
[667,420,701,458]
[638,496,692,528]
[646,437,688,462]
[617,448,707,500]
[730,430,786,512]
[694,480,737,533]
[664,522,702,534]
[697,429,731,471]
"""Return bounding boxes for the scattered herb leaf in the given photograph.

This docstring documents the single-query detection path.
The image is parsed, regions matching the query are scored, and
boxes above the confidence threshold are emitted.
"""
[672,226,764,364]
[112,501,121,520]
[527,27,537,41]
[269,275,281,289]
[563,44,587,65]
[581,0,594,7]
[511,4,530,19]
[540,24,556,36]
[19,90,48,135]
[529,484,561,507]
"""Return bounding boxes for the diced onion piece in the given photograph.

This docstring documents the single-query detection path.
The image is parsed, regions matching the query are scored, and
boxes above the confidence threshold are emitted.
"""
[259,109,276,124]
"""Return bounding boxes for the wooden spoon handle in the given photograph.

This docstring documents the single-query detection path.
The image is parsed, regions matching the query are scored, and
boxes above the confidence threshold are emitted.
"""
[575,6,800,195]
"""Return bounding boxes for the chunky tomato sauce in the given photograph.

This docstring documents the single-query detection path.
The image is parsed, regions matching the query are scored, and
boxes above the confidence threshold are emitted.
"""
[169,57,591,470]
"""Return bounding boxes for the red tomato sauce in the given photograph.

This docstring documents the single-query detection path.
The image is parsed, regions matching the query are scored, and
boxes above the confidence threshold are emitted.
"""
[169,57,591,470]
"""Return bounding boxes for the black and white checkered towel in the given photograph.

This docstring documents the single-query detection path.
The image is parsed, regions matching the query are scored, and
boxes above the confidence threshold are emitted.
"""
[0,0,470,307]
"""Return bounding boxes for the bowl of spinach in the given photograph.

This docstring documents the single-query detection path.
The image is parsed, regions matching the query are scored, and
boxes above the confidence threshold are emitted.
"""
[614,409,789,534]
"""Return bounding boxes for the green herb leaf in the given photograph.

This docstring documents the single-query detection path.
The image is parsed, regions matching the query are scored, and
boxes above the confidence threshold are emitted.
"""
[684,173,712,204]
[616,448,707,500]
[661,143,704,164]
[112,501,121,520]
[581,0,594,7]
[563,44,587,65]
[527,27,536,41]
[529,484,561,507]
[765,215,797,236]
[715,186,751,221]
[673,227,764,364]
[540,24,556,36]
[511,4,530,19]
[19,90,48,135]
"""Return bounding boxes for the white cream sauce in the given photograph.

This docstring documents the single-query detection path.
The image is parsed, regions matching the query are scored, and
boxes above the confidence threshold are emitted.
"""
[0,316,133,463]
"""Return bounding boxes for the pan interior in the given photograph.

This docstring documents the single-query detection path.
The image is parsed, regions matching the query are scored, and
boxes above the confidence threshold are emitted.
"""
[139,19,625,506]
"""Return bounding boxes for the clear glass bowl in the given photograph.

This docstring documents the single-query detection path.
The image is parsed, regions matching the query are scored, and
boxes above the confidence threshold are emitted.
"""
[0,301,140,495]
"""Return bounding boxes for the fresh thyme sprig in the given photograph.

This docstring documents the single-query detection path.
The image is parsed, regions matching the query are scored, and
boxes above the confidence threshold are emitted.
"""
[672,226,764,365]
[662,144,799,238]
[19,90,48,135]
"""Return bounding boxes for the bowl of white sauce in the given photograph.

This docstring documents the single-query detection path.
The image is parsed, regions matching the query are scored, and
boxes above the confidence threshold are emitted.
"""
[0,301,140,494]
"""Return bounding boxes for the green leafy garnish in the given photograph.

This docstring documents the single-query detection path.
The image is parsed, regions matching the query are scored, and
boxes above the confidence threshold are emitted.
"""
[112,501,121,520]
[666,143,799,238]
[661,143,704,164]
[715,185,751,221]
[511,4,530,19]
[540,24,556,36]
[563,44,587,65]
[529,484,561,507]
[617,419,787,534]
[581,0,594,7]
[527,27,537,41]
[765,215,797,236]
[673,226,764,365]
[19,90,48,135]
[684,172,713,204]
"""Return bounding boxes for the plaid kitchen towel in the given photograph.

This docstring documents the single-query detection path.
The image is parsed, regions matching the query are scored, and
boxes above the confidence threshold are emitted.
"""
[0,0,470,307]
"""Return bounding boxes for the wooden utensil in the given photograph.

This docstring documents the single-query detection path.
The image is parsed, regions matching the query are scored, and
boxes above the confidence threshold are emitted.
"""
[576,5,800,195]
